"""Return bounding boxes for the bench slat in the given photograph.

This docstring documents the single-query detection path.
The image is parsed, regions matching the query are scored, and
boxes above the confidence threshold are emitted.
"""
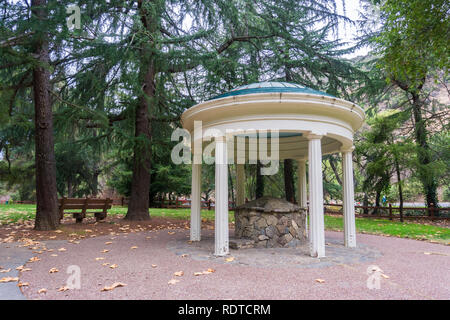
[60,204,112,210]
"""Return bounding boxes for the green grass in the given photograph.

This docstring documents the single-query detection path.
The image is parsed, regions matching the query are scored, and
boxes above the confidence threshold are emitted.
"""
[1,204,449,243]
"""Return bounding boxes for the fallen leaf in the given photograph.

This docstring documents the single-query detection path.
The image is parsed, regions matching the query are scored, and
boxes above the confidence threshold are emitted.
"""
[168,232,175,235]
[151,264,157,268]
[38,288,47,294]
[225,257,235,262]
[168,279,180,285]
[101,282,127,292]
[424,251,448,256]
[130,246,138,250]
[57,248,67,252]
[17,282,29,287]
[102,263,110,266]
[95,257,105,261]
[28,257,40,263]
[105,241,113,245]
[315,279,325,283]
[194,272,203,276]
[49,268,59,273]
[174,271,184,277]
[180,254,188,258]
[0,277,19,283]
[101,249,109,253]
[16,266,32,272]
[58,286,69,292]
[109,264,118,269]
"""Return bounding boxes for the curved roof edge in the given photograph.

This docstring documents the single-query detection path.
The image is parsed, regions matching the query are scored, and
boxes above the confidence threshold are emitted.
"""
[209,81,335,100]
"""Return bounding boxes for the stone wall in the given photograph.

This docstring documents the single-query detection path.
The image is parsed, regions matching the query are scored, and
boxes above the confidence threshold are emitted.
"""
[234,197,307,248]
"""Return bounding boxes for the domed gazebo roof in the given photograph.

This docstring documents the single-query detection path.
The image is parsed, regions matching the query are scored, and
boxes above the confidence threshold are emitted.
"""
[181,81,364,160]
[210,81,335,100]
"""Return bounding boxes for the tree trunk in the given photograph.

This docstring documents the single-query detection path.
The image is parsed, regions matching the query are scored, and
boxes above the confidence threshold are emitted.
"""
[228,165,235,207]
[363,193,369,215]
[125,0,157,221]
[394,156,404,222]
[329,156,342,186]
[32,0,59,231]
[67,178,73,198]
[255,161,264,199]
[411,92,439,210]
[373,190,381,215]
[125,64,153,220]
[283,159,295,203]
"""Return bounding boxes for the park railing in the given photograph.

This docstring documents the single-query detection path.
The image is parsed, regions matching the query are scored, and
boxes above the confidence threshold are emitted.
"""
[324,203,450,221]
[4,197,449,221]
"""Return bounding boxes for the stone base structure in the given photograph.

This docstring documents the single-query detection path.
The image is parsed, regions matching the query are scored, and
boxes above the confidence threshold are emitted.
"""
[234,197,307,248]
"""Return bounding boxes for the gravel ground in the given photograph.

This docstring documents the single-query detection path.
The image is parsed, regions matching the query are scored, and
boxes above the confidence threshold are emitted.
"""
[7,229,450,300]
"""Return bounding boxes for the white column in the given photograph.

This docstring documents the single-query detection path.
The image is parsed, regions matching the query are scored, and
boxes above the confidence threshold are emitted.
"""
[297,159,308,237]
[214,137,229,256]
[307,134,325,258]
[297,160,307,208]
[341,147,356,247]
[236,164,245,206]
[190,163,202,241]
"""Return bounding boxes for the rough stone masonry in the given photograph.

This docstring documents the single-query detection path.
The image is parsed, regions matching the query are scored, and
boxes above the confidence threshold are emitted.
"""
[233,197,307,248]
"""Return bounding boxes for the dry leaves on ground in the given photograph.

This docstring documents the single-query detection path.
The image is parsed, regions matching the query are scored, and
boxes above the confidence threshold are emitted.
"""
[168,279,180,285]
[57,286,70,292]
[49,268,59,273]
[109,264,118,269]
[315,279,325,283]
[194,269,215,276]
[174,271,184,277]
[16,266,31,272]
[424,251,448,256]
[101,282,127,292]
[28,257,40,263]
[0,277,19,283]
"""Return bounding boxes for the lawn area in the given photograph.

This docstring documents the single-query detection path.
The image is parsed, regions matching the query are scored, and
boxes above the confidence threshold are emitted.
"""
[0,204,449,244]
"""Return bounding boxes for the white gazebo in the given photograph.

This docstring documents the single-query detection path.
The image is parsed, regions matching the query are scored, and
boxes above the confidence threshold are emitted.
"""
[181,82,365,258]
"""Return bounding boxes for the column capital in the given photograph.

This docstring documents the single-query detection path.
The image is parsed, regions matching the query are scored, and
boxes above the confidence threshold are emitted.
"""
[305,133,323,140]
[340,145,355,153]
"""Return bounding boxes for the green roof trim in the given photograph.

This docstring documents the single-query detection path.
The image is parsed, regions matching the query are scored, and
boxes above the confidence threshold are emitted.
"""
[209,82,335,101]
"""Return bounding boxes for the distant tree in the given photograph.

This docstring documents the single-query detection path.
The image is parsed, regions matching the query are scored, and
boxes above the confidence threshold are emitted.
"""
[372,0,450,208]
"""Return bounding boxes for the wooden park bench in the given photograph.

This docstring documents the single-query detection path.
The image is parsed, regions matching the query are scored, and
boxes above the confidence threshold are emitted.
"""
[58,198,112,223]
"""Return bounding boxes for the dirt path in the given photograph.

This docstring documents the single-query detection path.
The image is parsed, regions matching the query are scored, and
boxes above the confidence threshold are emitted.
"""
[7,229,448,300]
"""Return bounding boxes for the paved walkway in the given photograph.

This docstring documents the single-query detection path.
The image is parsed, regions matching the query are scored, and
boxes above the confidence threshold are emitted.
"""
[0,243,34,300]
[2,230,449,300]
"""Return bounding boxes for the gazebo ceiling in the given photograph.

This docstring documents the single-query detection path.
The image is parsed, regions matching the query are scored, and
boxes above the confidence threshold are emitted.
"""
[182,81,365,159]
